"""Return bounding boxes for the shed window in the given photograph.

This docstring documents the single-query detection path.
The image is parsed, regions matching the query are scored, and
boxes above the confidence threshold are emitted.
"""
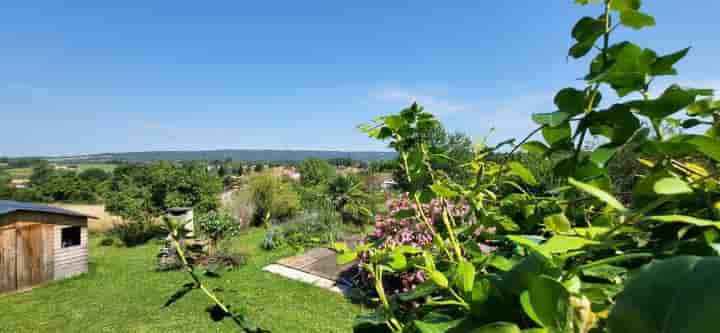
[61,226,82,248]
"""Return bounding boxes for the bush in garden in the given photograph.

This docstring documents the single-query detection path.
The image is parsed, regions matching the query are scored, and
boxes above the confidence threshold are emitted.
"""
[354,194,478,295]
[297,158,336,187]
[334,1,720,331]
[262,209,344,252]
[195,210,241,253]
[109,221,165,247]
[249,171,300,225]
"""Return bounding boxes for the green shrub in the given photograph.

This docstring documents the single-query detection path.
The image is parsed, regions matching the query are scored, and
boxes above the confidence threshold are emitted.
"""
[195,210,241,253]
[262,209,343,252]
[249,171,300,225]
[109,221,165,247]
[297,158,336,187]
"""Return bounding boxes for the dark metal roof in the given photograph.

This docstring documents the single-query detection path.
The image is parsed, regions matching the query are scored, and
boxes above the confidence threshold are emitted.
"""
[0,200,96,219]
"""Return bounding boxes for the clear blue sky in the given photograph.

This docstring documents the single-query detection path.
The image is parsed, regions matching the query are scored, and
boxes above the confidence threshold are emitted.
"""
[2,1,718,157]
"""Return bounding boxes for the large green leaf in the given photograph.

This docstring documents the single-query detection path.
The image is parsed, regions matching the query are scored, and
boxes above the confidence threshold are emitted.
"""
[543,213,572,233]
[456,259,476,294]
[582,104,641,145]
[470,322,522,333]
[569,17,605,58]
[538,236,600,254]
[653,177,693,195]
[542,122,572,149]
[630,85,703,122]
[532,112,571,127]
[643,215,720,230]
[619,10,655,30]
[608,256,720,333]
[651,47,690,76]
[521,141,550,156]
[555,88,592,115]
[414,312,464,333]
[590,42,649,96]
[507,162,538,186]
[521,276,571,330]
[568,178,627,212]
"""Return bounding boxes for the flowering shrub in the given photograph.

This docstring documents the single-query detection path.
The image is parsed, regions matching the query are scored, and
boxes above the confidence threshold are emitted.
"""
[356,194,476,294]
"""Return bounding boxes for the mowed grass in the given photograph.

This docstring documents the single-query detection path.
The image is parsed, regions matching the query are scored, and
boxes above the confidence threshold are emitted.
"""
[0,228,363,332]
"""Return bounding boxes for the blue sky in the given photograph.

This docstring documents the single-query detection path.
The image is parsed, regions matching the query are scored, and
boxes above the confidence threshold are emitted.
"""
[2,1,719,157]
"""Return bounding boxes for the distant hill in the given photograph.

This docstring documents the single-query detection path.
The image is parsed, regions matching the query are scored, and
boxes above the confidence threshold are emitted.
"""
[46,149,396,163]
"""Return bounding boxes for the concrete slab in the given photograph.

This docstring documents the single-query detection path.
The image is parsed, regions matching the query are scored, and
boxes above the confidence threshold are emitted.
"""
[262,264,346,294]
[264,247,357,293]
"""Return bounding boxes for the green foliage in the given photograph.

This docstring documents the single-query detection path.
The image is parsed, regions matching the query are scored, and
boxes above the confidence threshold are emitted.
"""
[608,256,720,333]
[327,174,373,224]
[248,171,300,225]
[339,1,720,332]
[263,209,345,252]
[108,221,165,247]
[196,210,241,252]
[104,161,222,222]
[297,158,336,187]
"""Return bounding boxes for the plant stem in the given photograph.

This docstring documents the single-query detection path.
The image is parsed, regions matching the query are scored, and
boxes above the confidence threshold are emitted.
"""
[414,194,453,259]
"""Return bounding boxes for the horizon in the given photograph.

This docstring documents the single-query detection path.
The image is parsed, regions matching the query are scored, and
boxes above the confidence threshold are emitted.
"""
[3,1,719,157]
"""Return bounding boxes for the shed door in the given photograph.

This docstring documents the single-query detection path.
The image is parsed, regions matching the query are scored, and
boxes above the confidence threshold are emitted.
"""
[16,224,52,290]
[0,227,17,292]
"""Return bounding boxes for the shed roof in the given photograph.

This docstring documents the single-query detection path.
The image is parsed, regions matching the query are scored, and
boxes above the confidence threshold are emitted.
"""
[0,200,96,219]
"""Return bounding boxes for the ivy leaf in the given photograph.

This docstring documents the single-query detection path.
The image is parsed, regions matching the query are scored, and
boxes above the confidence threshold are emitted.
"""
[569,178,627,212]
[619,10,655,30]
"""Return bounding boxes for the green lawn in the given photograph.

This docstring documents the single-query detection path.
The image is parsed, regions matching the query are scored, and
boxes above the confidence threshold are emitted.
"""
[0,228,363,332]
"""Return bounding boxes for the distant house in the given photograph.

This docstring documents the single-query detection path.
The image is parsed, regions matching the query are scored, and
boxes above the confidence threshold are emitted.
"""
[0,200,95,294]
[9,179,30,189]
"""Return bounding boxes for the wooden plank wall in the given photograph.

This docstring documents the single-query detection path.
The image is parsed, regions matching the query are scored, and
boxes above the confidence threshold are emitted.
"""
[53,225,88,280]
[15,224,54,290]
[0,226,17,293]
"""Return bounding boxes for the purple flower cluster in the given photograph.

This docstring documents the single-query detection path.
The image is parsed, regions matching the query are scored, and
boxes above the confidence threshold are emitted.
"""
[357,193,474,294]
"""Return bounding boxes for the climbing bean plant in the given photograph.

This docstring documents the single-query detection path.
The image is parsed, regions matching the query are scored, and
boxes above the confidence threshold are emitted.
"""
[338,0,720,332]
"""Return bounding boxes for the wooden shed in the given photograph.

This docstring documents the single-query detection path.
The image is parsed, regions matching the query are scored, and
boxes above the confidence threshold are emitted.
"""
[0,200,94,294]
